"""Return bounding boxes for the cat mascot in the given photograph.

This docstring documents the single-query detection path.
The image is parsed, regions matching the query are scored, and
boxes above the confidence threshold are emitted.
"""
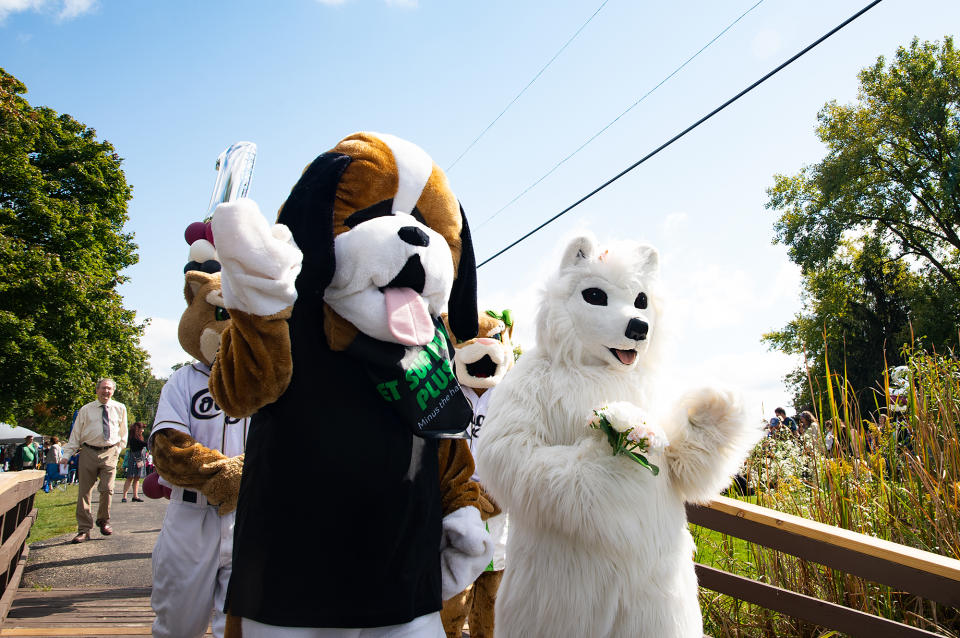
[440,310,516,638]
[148,232,246,638]
[207,132,494,637]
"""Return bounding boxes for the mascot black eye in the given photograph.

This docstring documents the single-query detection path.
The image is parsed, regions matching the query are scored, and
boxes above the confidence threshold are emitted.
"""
[634,292,648,310]
[581,288,608,306]
[215,306,230,322]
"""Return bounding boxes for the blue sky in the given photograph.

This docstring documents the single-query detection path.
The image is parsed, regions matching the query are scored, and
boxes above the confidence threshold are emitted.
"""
[3,0,958,418]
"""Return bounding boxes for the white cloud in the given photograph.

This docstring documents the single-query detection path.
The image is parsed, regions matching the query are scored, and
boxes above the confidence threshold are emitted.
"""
[751,28,781,60]
[141,316,191,377]
[0,0,44,23]
[58,0,94,20]
[313,0,348,5]
[660,212,688,235]
[0,0,95,23]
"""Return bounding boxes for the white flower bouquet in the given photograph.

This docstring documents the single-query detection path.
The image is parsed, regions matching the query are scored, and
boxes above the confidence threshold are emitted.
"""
[588,402,668,476]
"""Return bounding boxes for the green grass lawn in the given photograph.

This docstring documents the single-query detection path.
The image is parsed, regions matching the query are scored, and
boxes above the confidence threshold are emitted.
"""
[29,485,80,543]
[690,492,759,577]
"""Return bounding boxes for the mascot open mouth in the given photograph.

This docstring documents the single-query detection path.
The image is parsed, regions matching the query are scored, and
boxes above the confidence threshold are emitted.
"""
[381,254,434,346]
[465,355,498,379]
[609,348,637,365]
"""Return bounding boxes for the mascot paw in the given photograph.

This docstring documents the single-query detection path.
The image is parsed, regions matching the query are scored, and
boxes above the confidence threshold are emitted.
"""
[440,506,494,600]
[201,454,244,516]
[683,387,744,429]
[212,198,302,316]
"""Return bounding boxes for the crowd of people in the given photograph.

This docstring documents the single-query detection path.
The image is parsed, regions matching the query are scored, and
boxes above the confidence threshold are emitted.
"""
[2,380,155,507]
[743,403,915,493]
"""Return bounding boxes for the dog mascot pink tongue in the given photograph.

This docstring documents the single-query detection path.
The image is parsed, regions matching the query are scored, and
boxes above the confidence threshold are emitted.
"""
[208,132,494,638]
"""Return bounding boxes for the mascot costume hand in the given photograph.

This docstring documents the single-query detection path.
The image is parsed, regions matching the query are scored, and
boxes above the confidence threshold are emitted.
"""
[209,132,493,637]
[440,310,515,638]
[148,226,250,638]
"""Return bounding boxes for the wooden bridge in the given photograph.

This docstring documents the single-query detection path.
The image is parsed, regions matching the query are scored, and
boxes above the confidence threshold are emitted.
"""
[0,472,211,637]
[0,472,957,637]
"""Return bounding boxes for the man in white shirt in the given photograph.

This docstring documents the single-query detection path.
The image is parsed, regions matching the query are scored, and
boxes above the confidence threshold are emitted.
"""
[61,378,128,543]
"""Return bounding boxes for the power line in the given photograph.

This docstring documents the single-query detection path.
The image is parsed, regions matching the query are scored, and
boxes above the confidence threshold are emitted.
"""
[445,0,612,174]
[477,0,883,269]
[476,0,765,230]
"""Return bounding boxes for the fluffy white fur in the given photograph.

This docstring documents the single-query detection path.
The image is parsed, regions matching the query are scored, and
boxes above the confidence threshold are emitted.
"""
[475,233,761,638]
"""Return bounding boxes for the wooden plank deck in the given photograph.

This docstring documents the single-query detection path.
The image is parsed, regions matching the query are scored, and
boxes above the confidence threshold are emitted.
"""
[0,587,212,637]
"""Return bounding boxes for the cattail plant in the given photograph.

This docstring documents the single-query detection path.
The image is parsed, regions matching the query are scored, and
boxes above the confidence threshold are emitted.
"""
[695,345,960,637]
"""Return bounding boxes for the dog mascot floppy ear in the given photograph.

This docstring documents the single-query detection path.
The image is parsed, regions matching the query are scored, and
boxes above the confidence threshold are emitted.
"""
[209,132,493,637]
[440,309,516,638]
[148,230,248,638]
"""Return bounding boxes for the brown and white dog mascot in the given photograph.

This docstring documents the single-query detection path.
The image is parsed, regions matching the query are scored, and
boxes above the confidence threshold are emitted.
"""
[207,132,493,637]
[440,310,516,638]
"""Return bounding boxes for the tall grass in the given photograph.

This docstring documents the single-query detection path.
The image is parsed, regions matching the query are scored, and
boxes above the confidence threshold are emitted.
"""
[697,347,960,637]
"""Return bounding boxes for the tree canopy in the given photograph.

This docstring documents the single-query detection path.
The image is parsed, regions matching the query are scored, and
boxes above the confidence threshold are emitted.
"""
[768,36,959,292]
[766,37,960,411]
[0,68,151,434]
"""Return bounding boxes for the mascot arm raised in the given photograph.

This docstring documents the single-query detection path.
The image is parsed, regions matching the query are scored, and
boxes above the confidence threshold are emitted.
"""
[151,429,244,516]
[437,438,494,600]
[209,199,301,417]
[662,387,761,504]
[477,364,653,549]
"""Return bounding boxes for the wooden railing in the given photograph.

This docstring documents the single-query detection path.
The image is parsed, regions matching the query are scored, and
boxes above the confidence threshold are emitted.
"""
[687,495,960,637]
[0,472,43,625]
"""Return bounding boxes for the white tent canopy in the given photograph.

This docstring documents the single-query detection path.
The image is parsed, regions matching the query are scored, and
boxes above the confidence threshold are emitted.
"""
[0,423,43,445]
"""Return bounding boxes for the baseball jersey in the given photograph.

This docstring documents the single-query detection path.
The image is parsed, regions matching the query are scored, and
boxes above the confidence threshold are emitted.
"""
[462,385,492,483]
[150,363,249,460]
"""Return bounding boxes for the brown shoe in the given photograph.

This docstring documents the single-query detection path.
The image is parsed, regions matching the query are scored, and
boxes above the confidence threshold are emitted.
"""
[98,522,113,536]
[72,531,90,544]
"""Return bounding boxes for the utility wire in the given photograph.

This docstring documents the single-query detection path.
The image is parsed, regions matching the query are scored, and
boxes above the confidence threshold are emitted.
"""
[476,0,765,230]
[478,0,883,269]
[445,0,612,174]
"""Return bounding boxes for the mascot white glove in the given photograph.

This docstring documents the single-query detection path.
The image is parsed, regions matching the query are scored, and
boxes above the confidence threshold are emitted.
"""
[439,505,494,600]
[211,198,302,316]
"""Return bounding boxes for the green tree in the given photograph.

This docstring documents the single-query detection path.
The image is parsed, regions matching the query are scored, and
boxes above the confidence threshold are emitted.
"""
[0,68,149,435]
[768,37,960,293]
[764,236,957,413]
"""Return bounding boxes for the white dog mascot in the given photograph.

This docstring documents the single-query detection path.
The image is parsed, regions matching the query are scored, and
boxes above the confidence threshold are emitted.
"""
[475,233,761,638]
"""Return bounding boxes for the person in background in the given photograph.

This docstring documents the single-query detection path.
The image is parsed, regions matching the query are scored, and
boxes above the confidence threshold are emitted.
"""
[42,436,63,492]
[60,378,128,543]
[121,422,148,502]
[774,407,797,434]
[14,435,39,471]
[67,453,80,484]
[797,411,822,452]
[823,420,836,454]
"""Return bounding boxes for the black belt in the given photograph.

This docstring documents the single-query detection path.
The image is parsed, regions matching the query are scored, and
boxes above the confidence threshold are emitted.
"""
[83,443,113,452]
[183,490,198,503]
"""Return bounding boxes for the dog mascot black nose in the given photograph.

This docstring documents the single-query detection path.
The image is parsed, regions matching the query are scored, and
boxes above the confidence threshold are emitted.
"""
[625,318,649,341]
[398,225,430,247]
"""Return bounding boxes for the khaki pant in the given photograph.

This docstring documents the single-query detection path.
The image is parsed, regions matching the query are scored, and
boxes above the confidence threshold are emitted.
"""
[76,445,118,532]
